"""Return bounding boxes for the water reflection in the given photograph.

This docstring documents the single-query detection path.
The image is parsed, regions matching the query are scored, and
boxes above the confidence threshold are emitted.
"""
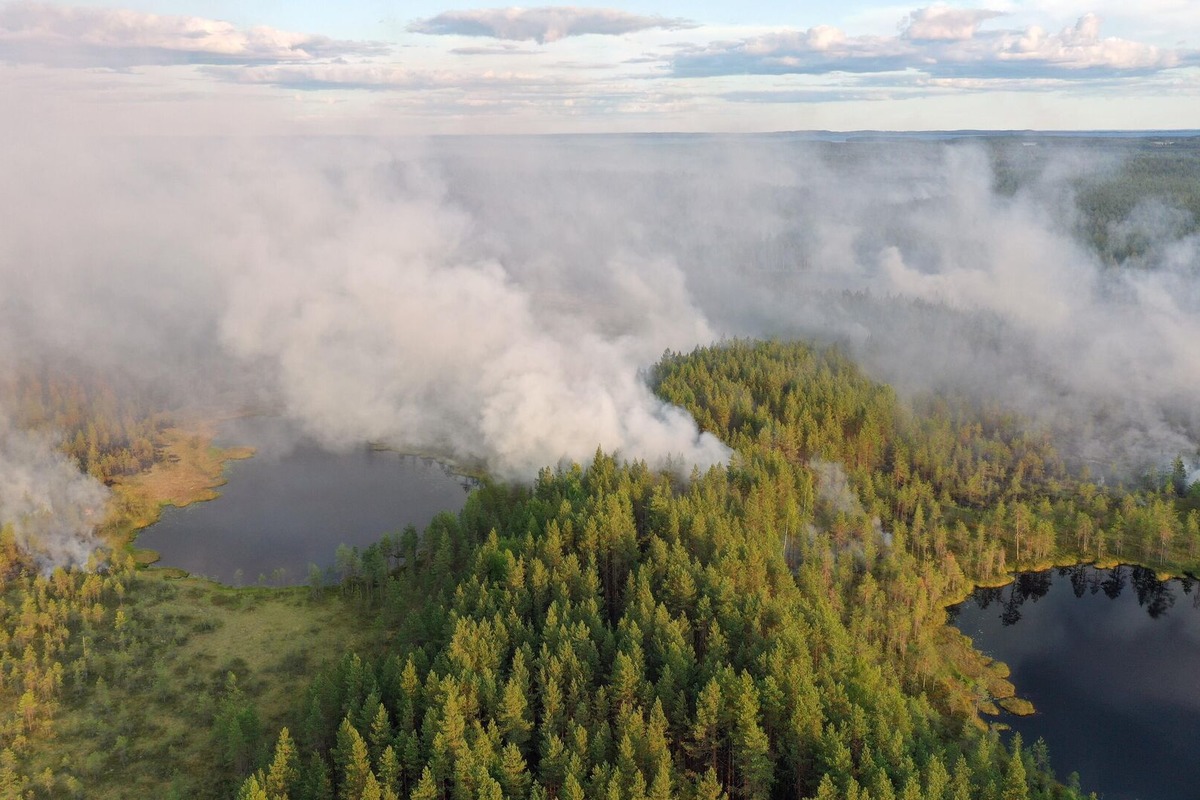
[968,564,1192,625]
[952,565,1200,800]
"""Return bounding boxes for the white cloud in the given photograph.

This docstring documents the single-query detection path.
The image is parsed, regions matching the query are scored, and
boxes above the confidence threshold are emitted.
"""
[0,1,384,66]
[409,7,694,44]
[673,11,1192,80]
[450,44,539,56]
[980,13,1175,73]
[214,63,586,92]
[0,3,1197,131]
[902,6,1006,41]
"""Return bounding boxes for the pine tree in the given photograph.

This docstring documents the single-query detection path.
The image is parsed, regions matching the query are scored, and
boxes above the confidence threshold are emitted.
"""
[1003,736,1029,800]
[360,772,382,800]
[689,677,722,770]
[923,754,950,800]
[647,758,672,800]
[237,775,269,800]
[561,773,585,800]
[410,767,439,800]
[498,743,531,799]
[298,751,333,800]
[334,718,372,800]
[0,748,24,800]
[498,673,532,753]
[377,746,401,797]
[950,755,972,800]
[694,768,728,800]
[368,704,392,766]
[265,728,300,799]
[731,675,772,800]
[813,774,838,800]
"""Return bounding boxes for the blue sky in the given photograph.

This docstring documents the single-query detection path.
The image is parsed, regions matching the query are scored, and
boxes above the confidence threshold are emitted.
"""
[2,1,1198,133]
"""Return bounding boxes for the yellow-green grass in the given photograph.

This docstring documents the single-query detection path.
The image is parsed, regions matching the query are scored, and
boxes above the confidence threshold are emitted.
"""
[930,625,1027,727]
[997,697,1036,716]
[22,571,387,800]
[102,422,254,554]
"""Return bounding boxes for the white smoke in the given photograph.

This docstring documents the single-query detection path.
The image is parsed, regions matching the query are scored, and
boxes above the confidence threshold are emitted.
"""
[0,137,729,484]
[810,459,864,517]
[811,458,888,545]
[0,422,109,568]
[2,132,1199,511]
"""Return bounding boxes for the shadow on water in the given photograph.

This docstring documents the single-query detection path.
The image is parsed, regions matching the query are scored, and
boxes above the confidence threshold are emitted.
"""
[952,565,1200,800]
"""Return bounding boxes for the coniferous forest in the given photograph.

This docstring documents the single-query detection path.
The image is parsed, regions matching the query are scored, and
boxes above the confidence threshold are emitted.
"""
[3,4,1200,791]
[0,339,1197,798]
[217,340,1193,800]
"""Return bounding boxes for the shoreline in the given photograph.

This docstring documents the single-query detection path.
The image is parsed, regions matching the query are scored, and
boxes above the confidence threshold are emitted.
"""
[109,415,480,578]
[940,555,1199,722]
[102,417,255,559]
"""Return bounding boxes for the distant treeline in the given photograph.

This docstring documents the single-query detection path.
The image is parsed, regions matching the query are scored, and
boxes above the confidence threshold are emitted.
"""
[0,362,168,483]
[988,138,1200,264]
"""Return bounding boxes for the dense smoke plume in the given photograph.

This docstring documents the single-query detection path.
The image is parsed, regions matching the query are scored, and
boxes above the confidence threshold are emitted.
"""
[2,133,1199,563]
[0,420,109,567]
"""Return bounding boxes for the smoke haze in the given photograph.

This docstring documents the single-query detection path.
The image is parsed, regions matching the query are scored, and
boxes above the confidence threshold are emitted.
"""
[2,133,1199,563]
[0,420,109,567]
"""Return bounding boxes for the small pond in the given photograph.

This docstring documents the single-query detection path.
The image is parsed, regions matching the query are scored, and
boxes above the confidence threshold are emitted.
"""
[950,565,1200,800]
[137,417,471,585]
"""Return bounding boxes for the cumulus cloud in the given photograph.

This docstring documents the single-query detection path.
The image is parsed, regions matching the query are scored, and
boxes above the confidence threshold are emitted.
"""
[409,6,694,44]
[0,1,384,67]
[902,6,1005,41]
[672,11,1191,80]
[673,28,910,76]
[979,13,1176,75]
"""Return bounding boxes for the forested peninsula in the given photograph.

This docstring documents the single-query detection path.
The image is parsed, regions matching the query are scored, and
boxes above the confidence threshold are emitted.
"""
[0,341,1197,799]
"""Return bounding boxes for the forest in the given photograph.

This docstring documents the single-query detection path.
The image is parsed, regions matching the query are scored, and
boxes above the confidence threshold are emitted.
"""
[5,335,1197,798]
[986,135,1200,265]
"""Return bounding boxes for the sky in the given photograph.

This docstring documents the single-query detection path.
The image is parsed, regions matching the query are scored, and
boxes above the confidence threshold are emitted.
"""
[1,0,1198,133]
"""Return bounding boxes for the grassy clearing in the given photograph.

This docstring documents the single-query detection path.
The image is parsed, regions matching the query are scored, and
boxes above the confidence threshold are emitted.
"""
[7,415,397,799]
[24,571,386,800]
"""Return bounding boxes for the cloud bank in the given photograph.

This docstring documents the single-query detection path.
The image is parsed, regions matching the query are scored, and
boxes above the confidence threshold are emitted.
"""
[672,11,1191,79]
[0,1,384,67]
[408,7,694,44]
[1,2,1196,130]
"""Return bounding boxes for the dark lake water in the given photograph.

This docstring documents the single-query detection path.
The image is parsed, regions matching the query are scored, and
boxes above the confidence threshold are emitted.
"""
[950,565,1200,800]
[137,418,471,585]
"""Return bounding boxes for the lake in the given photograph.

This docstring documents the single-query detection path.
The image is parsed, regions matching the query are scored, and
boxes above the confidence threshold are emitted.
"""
[950,565,1200,800]
[137,417,472,585]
